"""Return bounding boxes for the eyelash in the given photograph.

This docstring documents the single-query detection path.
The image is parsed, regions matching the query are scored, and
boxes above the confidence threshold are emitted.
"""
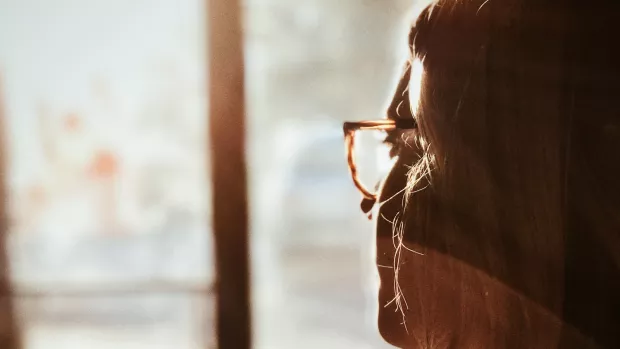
[382,130,404,159]
[383,122,419,159]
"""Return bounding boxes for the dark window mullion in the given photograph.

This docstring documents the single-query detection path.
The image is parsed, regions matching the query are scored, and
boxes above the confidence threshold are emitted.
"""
[207,0,252,348]
[0,77,23,349]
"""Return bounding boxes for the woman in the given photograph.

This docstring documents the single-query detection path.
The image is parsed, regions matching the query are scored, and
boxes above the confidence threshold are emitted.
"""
[345,0,620,347]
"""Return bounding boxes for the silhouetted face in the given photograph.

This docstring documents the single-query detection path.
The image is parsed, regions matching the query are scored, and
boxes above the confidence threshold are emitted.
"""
[373,6,503,346]
[373,58,425,348]
[372,42,558,349]
[373,4,543,346]
[372,3,602,347]
[372,17,543,349]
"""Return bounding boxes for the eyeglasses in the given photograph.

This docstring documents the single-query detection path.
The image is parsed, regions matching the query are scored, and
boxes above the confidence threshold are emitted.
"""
[343,118,417,217]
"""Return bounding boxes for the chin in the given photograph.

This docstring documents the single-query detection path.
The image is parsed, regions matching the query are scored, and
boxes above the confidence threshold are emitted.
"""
[375,235,411,348]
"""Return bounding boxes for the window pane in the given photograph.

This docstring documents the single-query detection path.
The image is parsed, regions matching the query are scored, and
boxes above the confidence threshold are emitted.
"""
[246,0,410,347]
[0,0,212,348]
[19,294,214,349]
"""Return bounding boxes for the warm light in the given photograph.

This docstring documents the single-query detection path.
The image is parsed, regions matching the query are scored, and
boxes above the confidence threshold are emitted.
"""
[375,59,424,173]
[90,150,118,178]
[409,58,424,116]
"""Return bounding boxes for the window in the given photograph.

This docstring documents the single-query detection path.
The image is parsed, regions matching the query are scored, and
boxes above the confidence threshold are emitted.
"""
[246,1,408,347]
[1,1,212,348]
[0,0,410,347]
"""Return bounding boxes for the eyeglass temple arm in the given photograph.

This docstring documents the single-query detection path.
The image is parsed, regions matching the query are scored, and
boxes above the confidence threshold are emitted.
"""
[343,118,417,133]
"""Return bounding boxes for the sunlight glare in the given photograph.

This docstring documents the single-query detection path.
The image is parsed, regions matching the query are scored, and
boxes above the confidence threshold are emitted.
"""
[409,58,424,116]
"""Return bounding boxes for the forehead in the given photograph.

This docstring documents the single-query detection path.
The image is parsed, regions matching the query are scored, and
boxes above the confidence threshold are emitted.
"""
[411,3,491,59]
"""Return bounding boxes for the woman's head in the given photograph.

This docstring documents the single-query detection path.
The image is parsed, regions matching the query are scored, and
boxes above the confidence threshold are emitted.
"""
[375,0,620,347]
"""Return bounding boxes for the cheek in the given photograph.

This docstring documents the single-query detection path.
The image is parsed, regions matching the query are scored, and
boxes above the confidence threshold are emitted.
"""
[374,158,411,346]
[376,156,411,237]
[373,156,569,348]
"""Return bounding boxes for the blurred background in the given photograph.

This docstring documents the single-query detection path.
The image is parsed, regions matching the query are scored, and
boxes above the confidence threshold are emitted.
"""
[0,0,414,347]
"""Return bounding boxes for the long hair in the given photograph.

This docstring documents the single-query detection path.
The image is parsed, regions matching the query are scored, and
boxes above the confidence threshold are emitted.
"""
[380,0,620,347]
